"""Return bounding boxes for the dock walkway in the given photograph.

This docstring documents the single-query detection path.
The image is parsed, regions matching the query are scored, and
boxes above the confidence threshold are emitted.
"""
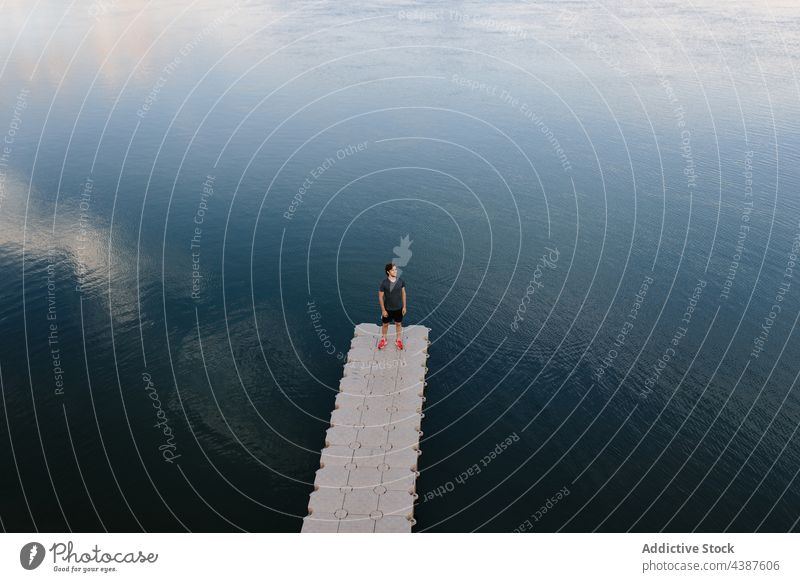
[301,323,430,533]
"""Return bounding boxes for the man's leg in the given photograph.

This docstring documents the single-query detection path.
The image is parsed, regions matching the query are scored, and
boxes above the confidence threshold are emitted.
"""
[382,322,389,340]
[395,322,402,342]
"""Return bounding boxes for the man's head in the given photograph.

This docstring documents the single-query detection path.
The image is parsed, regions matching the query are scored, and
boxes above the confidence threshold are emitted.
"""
[385,263,397,277]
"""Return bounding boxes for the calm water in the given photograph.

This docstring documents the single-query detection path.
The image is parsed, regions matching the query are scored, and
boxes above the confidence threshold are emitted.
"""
[1,0,799,532]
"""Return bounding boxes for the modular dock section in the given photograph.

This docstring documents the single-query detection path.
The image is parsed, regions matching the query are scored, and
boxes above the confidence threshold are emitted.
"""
[301,323,430,533]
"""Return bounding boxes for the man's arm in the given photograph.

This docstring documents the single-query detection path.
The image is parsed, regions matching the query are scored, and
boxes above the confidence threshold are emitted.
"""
[379,290,387,316]
[401,287,407,315]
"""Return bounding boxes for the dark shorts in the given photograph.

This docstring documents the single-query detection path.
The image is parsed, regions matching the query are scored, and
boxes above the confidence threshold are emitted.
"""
[382,308,403,324]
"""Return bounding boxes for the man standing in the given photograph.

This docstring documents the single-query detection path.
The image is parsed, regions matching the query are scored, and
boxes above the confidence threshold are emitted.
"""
[378,263,407,350]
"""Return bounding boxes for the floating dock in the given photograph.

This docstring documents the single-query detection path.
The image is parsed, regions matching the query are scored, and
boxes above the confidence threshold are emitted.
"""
[301,323,430,533]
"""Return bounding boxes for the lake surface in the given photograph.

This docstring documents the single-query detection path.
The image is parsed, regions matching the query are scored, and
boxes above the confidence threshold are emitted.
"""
[1,0,799,532]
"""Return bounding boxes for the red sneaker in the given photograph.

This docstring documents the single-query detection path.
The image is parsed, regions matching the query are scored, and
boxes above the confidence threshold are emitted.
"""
[377,338,387,350]
[396,339,404,350]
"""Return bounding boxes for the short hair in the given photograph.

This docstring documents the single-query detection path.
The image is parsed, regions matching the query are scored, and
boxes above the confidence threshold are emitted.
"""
[385,263,395,275]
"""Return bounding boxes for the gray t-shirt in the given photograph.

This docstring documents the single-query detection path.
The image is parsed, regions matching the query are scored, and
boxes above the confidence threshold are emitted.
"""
[380,277,405,310]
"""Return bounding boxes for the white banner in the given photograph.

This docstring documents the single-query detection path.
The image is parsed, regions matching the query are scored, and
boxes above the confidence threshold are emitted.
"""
[1,533,796,581]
